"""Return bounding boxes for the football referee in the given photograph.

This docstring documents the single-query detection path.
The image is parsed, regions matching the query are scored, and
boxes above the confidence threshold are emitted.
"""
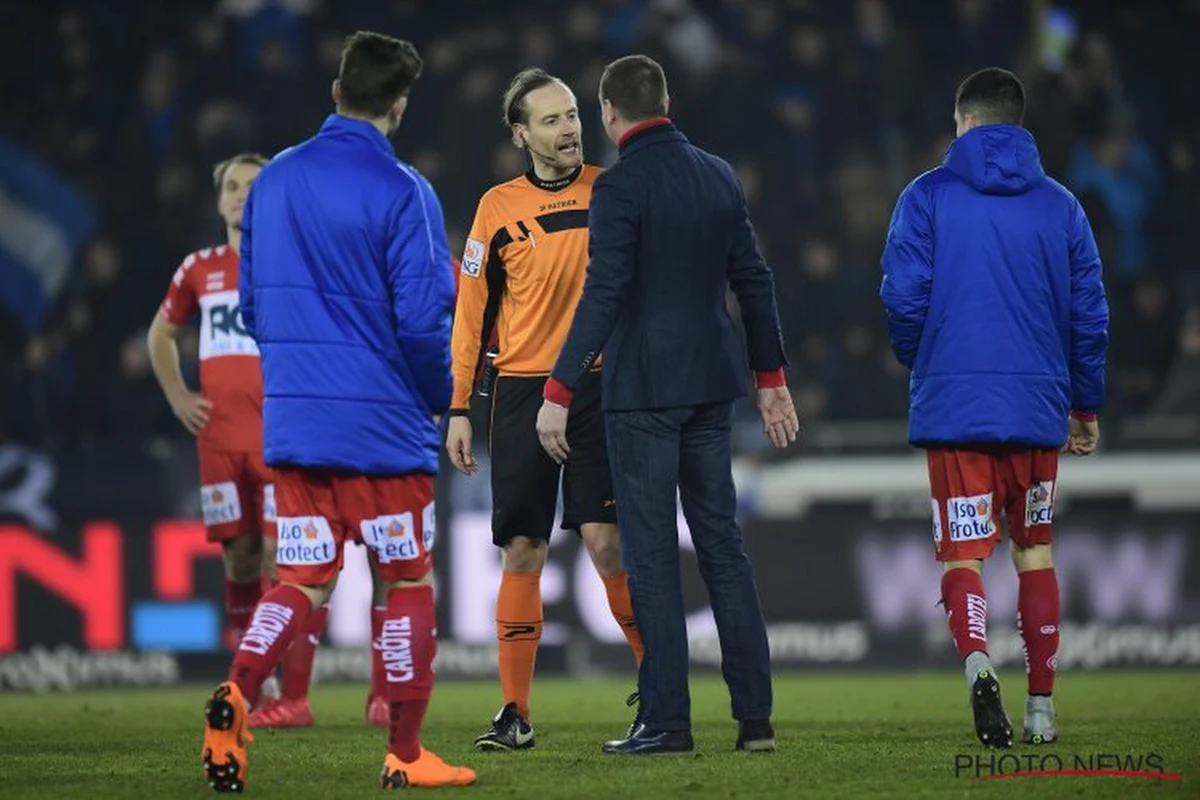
[446,68,645,752]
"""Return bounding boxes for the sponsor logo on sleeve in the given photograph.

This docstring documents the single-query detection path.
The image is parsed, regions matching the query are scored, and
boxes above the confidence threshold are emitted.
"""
[462,238,484,277]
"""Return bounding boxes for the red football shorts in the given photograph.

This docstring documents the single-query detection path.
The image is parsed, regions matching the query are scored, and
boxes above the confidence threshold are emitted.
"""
[926,446,1059,562]
[272,466,435,586]
[198,449,275,543]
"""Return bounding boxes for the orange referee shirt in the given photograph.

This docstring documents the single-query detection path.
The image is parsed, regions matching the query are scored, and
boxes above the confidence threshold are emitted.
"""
[450,164,601,411]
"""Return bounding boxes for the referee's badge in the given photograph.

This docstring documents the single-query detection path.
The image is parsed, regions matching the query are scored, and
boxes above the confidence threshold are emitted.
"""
[462,238,484,277]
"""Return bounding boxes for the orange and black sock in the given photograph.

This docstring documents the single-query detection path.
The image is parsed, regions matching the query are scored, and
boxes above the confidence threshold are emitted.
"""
[601,571,644,666]
[495,571,542,719]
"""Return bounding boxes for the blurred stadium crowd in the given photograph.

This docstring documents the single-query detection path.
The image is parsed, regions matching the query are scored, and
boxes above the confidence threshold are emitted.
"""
[2,0,1198,453]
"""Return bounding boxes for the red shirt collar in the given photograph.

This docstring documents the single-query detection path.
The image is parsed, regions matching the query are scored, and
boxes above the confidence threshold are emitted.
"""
[617,116,672,148]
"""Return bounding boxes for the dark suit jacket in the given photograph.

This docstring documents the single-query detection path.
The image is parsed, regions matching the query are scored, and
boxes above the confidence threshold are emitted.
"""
[550,119,787,411]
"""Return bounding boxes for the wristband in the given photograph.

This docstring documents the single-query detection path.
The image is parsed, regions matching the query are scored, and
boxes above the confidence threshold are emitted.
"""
[754,368,786,389]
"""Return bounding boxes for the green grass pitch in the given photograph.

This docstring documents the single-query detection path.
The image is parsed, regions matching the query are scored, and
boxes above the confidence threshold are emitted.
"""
[0,671,1195,798]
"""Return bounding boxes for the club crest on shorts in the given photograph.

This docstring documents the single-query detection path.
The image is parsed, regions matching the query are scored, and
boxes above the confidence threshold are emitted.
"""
[946,492,995,541]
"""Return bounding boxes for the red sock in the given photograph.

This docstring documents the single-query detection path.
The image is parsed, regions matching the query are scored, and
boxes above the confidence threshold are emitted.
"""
[281,604,328,701]
[370,605,387,700]
[384,585,437,762]
[1018,568,1060,695]
[224,578,263,648]
[228,584,312,707]
[942,568,988,661]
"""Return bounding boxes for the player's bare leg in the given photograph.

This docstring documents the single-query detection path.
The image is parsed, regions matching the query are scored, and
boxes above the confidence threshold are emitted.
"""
[475,536,544,751]
[248,536,321,729]
[367,556,390,727]
[581,522,646,736]
[1013,543,1059,743]
[378,569,476,788]
[202,579,329,792]
[941,558,1013,748]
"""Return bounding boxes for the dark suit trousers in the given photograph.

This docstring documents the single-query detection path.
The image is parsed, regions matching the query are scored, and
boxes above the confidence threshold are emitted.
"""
[604,401,773,731]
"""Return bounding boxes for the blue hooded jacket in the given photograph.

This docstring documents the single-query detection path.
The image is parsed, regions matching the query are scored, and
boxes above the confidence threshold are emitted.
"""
[880,124,1110,448]
[239,115,455,475]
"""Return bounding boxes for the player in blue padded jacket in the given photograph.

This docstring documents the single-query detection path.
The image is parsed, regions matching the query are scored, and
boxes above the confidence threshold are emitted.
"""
[880,67,1109,751]
[199,31,474,792]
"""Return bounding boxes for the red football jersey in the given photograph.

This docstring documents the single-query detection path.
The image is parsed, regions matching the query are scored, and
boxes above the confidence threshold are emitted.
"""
[159,244,262,453]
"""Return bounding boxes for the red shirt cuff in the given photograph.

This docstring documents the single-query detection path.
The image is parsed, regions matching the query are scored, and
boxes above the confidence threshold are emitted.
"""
[754,369,786,389]
[1070,410,1097,422]
[544,377,575,407]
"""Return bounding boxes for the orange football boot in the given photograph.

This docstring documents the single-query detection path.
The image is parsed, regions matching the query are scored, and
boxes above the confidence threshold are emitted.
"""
[379,748,477,789]
[202,681,254,793]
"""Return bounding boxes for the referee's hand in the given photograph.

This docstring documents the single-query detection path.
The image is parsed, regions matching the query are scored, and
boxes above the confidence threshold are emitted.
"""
[536,400,571,464]
[757,386,800,449]
[445,416,478,475]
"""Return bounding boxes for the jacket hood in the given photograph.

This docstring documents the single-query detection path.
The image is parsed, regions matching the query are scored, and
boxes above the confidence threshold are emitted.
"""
[943,124,1045,195]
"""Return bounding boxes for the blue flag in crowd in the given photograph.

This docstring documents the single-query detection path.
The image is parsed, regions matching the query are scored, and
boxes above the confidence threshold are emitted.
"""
[0,136,97,331]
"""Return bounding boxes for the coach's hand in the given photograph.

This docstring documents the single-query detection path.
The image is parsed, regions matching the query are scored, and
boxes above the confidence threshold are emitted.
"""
[536,401,571,464]
[757,386,800,449]
[446,416,478,475]
[169,389,213,436]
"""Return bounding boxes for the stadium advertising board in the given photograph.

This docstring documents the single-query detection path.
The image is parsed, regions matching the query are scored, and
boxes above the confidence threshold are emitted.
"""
[2,505,1198,689]
[1,453,1198,689]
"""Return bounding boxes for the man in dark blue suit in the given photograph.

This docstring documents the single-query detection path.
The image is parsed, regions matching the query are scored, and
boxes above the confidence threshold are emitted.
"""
[536,55,800,755]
